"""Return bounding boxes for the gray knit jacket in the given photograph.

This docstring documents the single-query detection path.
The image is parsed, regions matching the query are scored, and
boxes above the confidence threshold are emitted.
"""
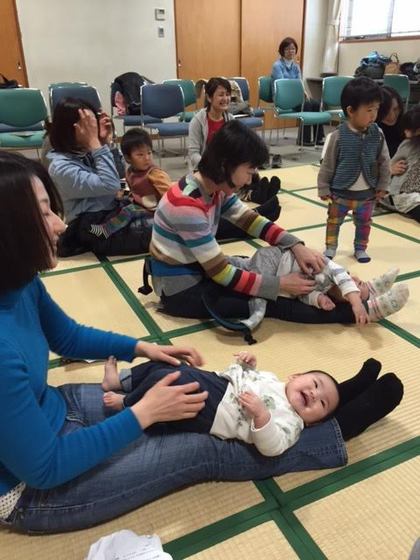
[187,108,234,171]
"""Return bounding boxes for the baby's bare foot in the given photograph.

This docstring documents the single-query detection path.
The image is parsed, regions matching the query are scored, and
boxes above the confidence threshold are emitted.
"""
[318,294,336,311]
[103,391,125,411]
[102,356,122,392]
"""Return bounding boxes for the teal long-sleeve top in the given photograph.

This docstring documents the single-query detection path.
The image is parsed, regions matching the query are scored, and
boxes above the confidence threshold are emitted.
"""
[0,277,142,494]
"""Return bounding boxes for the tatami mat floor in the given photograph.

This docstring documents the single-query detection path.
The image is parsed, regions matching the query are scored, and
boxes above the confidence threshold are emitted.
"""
[2,165,419,559]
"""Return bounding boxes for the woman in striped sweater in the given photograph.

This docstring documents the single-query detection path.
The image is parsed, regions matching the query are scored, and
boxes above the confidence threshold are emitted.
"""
[149,121,357,324]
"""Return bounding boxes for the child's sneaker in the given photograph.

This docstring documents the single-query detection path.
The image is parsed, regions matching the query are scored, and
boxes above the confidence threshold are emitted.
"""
[324,247,336,259]
[354,250,371,263]
[367,267,400,296]
[368,283,409,321]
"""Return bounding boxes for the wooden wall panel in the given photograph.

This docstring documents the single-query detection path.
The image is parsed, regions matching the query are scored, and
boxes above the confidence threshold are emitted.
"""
[0,0,28,86]
[175,0,241,82]
[241,0,305,128]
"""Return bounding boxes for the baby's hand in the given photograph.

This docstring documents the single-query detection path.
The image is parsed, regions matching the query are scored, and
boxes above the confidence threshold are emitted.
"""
[234,351,257,369]
[391,159,407,176]
[351,300,370,325]
[238,391,270,428]
[317,293,336,310]
[375,190,388,201]
[346,292,369,325]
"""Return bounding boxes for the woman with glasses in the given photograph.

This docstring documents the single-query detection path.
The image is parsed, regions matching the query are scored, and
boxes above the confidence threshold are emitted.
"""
[271,37,324,146]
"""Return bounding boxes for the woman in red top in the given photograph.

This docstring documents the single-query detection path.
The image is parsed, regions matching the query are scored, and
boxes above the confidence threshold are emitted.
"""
[188,77,234,171]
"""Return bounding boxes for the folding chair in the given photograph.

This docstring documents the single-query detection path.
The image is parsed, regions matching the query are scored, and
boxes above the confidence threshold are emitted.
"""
[50,85,102,113]
[320,76,353,121]
[383,74,410,111]
[140,83,190,165]
[110,80,162,133]
[229,76,263,129]
[0,88,48,155]
[163,79,197,122]
[273,79,331,152]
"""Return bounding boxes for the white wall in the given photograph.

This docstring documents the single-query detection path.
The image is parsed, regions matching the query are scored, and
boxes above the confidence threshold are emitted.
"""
[302,0,328,78]
[339,39,420,75]
[16,0,177,116]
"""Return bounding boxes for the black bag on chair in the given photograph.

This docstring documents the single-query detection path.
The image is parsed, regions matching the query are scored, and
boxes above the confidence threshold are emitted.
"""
[354,51,390,80]
[113,72,154,115]
[0,73,19,89]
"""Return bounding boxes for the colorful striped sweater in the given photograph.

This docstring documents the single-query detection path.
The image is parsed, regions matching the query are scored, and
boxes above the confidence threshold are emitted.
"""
[150,174,301,300]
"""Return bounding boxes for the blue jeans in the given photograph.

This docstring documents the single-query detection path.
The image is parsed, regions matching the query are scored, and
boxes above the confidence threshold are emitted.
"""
[5,383,347,534]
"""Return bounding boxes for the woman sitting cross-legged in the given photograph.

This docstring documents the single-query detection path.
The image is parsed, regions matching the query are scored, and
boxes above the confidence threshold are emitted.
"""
[149,119,373,325]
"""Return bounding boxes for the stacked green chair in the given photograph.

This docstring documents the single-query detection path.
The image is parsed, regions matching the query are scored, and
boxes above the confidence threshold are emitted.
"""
[383,74,410,111]
[273,79,331,151]
[320,76,353,121]
[163,79,197,122]
[0,88,48,154]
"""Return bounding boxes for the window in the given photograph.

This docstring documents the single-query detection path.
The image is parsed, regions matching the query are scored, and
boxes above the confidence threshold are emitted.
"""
[340,0,420,40]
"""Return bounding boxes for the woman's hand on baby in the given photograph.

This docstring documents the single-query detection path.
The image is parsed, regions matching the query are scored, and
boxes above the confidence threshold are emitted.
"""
[291,243,325,274]
[391,159,407,176]
[279,272,316,296]
[135,341,204,367]
[74,109,101,151]
[239,391,270,428]
[132,371,208,429]
[234,351,257,369]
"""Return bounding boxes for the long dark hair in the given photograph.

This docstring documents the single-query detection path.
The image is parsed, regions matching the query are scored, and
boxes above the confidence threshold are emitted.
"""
[0,152,63,292]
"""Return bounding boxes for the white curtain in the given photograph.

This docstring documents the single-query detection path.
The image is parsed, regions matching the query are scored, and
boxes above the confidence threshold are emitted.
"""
[322,0,342,75]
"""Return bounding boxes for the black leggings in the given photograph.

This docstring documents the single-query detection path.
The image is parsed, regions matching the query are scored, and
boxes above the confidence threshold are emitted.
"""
[407,205,420,223]
[58,210,152,257]
[161,281,355,324]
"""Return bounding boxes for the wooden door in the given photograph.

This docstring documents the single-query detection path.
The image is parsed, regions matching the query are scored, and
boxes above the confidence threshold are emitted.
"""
[0,0,28,86]
[241,0,305,129]
[174,0,240,95]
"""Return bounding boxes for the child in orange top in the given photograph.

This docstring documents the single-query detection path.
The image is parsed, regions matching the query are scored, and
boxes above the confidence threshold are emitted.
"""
[121,128,172,211]
[89,128,172,239]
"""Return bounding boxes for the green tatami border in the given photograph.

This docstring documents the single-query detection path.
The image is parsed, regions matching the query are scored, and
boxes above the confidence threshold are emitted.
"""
[166,509,327,560]
[164,439,419,559]
[284,189,419,244]
[278,437,420,511]
[165,495,278,558]
[101,260,165,341]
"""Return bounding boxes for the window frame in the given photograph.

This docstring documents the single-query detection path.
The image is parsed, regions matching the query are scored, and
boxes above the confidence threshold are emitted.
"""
[340,0,420,43]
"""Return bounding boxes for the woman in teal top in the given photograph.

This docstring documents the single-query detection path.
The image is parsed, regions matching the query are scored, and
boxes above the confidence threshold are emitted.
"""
[0,152,400,534]
[271,36,324,145]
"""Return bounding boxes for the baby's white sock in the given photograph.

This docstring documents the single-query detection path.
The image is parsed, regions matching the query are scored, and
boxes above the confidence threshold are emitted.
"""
[368,283,409,321]
[367,267,400,296]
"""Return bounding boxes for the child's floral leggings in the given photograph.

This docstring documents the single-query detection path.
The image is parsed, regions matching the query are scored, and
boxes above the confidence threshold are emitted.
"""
[326,196,375,251]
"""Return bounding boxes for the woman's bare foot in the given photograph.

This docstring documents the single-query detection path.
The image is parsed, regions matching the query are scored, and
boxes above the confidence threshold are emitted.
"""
[103,391,125,411]
[318,293,336,310]
[102,356,122,392]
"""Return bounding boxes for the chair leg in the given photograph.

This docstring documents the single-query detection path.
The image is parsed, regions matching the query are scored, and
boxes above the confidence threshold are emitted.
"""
[299,119,304,154]
[314,124,320,150]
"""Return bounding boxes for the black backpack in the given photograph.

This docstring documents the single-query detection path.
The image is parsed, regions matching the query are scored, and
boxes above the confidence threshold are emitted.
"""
[112,72,154,115]
[400,62,417,81]
[354,51,390,80]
